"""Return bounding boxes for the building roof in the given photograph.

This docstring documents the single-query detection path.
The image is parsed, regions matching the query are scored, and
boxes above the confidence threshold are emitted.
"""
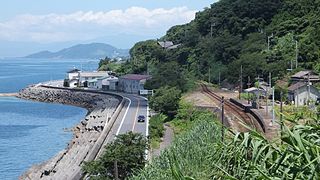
[120,74,151,81]
[167,44,181,49]
[244,87,259,92]
[79,71,108,77]
[291,70,313,78]
[288,82,307,91]
[67,69,80,73]
[244,87,266,92]
[87,79,98,83]
[158,41,174,48]
[97,76,118,81]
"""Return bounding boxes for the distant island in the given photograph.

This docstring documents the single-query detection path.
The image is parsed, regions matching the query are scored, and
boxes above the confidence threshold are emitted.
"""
[25,43,129,59]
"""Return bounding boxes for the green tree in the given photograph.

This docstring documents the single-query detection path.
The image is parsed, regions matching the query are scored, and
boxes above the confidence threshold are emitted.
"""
[149,86,181,117]
[83,132,147,180]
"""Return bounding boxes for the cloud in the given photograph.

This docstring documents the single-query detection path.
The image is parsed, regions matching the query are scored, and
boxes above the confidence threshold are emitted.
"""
[0,7,196,43]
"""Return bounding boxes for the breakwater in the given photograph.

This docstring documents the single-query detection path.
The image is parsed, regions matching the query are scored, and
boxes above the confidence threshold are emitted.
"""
[0,93,17,97]
[17,85,122,180]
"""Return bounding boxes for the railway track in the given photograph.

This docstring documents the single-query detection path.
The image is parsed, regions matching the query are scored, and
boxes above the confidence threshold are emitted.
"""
[200,84,261,132]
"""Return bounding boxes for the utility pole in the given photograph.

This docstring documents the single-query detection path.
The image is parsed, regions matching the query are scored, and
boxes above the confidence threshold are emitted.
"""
[208,66,211,83]
[257,75,260,110]
[221,96,224,142]
[272,87,275,126]
[266,72,271,116]
[218,71,221,87]
[295,40,298,69]
[268,33,274,51]
[210,23,215,37]
[239,65,243,99]
[247,76,251,104]
[307,72,310,105]
[280,91,283,142]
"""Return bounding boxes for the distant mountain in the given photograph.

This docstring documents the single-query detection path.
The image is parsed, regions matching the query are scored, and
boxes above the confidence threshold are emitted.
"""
[25,43,129,59]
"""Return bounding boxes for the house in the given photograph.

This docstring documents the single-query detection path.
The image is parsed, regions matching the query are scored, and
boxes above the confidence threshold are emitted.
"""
[244,87,267,98]
[86,79,98,89]
[118,74,151,94]
[78,71,109,87]
[65,69,81,88]
[67,69,81,80]
[288,82,320,106]
[158,41,181,49]
[291,70,320,84]
[97,76,119,91]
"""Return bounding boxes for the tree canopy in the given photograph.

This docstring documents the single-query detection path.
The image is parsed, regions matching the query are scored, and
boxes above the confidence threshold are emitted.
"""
[82,132,147,180]
[116,0,320,90]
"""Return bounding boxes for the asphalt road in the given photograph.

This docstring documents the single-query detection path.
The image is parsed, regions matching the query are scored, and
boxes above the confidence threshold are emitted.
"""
[116,93,148,136]
[100,93,149,149]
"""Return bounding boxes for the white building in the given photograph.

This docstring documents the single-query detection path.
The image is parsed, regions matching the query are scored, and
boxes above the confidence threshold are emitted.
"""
[78,71,109,87]
[244,87,267,98]
[288,82,320,106]
[86,79,98,89]
[65,69,81,88]
[97,76,119,91]
[118,74,151,94]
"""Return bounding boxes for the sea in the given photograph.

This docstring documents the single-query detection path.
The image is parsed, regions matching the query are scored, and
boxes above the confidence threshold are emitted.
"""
[0,58,99,179]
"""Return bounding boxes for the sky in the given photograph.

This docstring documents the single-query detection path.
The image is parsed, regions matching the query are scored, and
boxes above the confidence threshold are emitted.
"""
[0,0,217,57]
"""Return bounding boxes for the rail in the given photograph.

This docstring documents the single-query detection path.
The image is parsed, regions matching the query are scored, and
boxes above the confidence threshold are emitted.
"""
[200,84,265,133]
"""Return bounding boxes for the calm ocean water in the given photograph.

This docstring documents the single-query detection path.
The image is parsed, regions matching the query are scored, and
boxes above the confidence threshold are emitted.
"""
[0,58,98,179]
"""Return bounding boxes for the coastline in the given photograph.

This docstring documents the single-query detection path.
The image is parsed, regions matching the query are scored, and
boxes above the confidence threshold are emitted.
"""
[17,85,123,180]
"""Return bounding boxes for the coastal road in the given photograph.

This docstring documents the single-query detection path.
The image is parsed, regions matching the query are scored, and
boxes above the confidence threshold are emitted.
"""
[97,92,149,158]
[116,94,148,136]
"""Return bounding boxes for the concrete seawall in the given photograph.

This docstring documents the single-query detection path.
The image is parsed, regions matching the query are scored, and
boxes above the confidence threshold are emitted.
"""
[18,85,123,180]
[0,93,18,97]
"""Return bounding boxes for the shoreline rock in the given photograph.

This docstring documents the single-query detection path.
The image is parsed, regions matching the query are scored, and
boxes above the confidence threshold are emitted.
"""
[17,85,121,180]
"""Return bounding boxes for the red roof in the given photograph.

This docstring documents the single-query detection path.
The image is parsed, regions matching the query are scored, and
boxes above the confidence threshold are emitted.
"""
[120,74,151,80]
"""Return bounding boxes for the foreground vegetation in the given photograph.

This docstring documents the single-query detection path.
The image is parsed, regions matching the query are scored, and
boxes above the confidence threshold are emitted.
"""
[131,108,320,179]
[83,132,147,180]
[149,114,166,149]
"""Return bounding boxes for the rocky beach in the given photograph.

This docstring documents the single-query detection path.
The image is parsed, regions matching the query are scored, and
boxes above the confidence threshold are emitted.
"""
[17,85,123,180]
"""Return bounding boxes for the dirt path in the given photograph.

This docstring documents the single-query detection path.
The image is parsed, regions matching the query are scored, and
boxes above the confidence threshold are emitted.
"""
[151,123,174,157]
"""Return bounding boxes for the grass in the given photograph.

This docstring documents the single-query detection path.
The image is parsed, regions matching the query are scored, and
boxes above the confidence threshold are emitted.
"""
[149,114,166,149]
[130,106,320,179]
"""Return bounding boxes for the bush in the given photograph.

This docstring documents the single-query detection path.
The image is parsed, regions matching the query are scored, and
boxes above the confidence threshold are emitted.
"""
[149,114,167,148]
[149,86,181,117]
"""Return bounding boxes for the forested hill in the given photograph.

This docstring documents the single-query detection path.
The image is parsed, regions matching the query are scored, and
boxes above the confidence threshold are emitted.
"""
[125,0,320,90]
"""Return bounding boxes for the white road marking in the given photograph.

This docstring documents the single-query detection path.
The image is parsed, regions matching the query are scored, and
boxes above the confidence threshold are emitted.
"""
[132,98,140,131]
[115,97,131,136]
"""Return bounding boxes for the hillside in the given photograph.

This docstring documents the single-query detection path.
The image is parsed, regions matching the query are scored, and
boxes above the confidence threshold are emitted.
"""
[123,0,320,90]
[26,43,129,59]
